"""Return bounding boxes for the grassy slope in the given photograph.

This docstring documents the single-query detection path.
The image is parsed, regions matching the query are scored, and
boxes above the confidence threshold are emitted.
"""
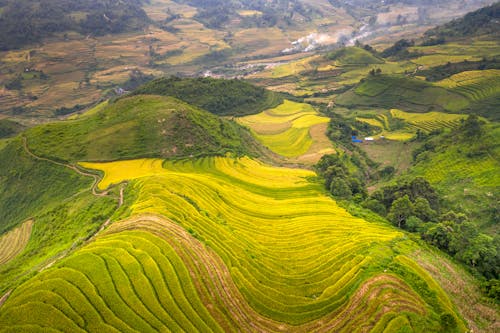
[0,138,92,234]
[326,47,385,65]
[0,156,467,332]
[410,124,500,231]
[130,77,283,116]
[336,75,470,113]
[25,95,262,162]
[0,119,25,139]
[0,191,116,294]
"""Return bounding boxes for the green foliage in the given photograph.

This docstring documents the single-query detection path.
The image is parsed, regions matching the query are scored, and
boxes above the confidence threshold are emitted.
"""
[130,76,283,116]
[0,0,150,50]
[0,119,25,139]
[25,95,261,162]
[316,153,368,200]
[424,2,500,40]
[460,114,484,139]
[381,39,419,59]
[0,139,92,234]
[329,177,352,198]
[387,195,413,229]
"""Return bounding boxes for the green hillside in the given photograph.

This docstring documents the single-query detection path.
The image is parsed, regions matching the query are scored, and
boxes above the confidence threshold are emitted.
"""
[0,119,25,139]
[130,77,283,117]
[336,75,470,113]
[0,3,499,332]
[326,47,384,65]
[25,95,262,162]
[0,138,92,234]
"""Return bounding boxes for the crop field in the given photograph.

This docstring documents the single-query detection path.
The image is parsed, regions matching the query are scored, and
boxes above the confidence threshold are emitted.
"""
[0,220,33,266]
[355,113,414,141]
[435,70,500,102]
[237,100,334,162]
[390,109,467,133]
[411,40,500,67]
[356,108,467,141]
[0,156,464,331]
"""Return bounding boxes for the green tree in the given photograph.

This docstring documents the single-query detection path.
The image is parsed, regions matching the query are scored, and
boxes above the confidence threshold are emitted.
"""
[423,222,454,250]
[413,197,437,222]
[406,216,424,233]
[330,177,352,199]
[387,195,413,229]
[362,199,387,216]
[461,114,483,139]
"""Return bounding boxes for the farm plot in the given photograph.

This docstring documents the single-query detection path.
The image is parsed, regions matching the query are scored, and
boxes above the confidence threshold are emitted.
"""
[0,220,33,265]
[390,109,467,133]
[356,109,466,141]
[435,70,500,102]
[0,156,460,332]
[237,100,334,163]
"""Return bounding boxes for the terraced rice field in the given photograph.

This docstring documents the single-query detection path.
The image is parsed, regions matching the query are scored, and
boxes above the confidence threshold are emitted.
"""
[237,100,334,163]
[390,109,466,133]
[0,157,464,332]
[356,114,414,141]
[435,70,500,101]
[357,108,467,141]
[0,220,33,265]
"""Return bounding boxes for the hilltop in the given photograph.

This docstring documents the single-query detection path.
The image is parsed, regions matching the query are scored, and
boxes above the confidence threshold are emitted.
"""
[24,95,263,162]
[130,77,283,116]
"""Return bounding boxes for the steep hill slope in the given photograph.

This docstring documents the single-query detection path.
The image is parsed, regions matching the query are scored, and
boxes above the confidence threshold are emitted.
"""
[25,94,263,162]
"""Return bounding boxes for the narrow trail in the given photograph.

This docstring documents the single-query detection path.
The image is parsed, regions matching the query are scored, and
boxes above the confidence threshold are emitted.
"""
[0,137,130,308]
[21,136,107,197]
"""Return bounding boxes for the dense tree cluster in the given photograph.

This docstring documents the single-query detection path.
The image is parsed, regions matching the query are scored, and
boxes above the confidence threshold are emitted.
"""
[316,153,369,201]
[380,39,420,59]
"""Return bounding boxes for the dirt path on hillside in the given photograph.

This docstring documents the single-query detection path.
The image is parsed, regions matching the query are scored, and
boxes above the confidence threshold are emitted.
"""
[0,137,128,307]
[22,136,107,196]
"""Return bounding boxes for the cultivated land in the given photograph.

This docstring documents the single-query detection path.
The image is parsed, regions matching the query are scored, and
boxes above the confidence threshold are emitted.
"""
[0,2,499,332]
[0,220,33,265]
[238,100,335,163]
[0,156,467,332]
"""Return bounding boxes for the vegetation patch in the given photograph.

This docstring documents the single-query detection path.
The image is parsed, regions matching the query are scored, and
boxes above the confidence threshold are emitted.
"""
[25,95,261,162]
[130,77,283,116]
